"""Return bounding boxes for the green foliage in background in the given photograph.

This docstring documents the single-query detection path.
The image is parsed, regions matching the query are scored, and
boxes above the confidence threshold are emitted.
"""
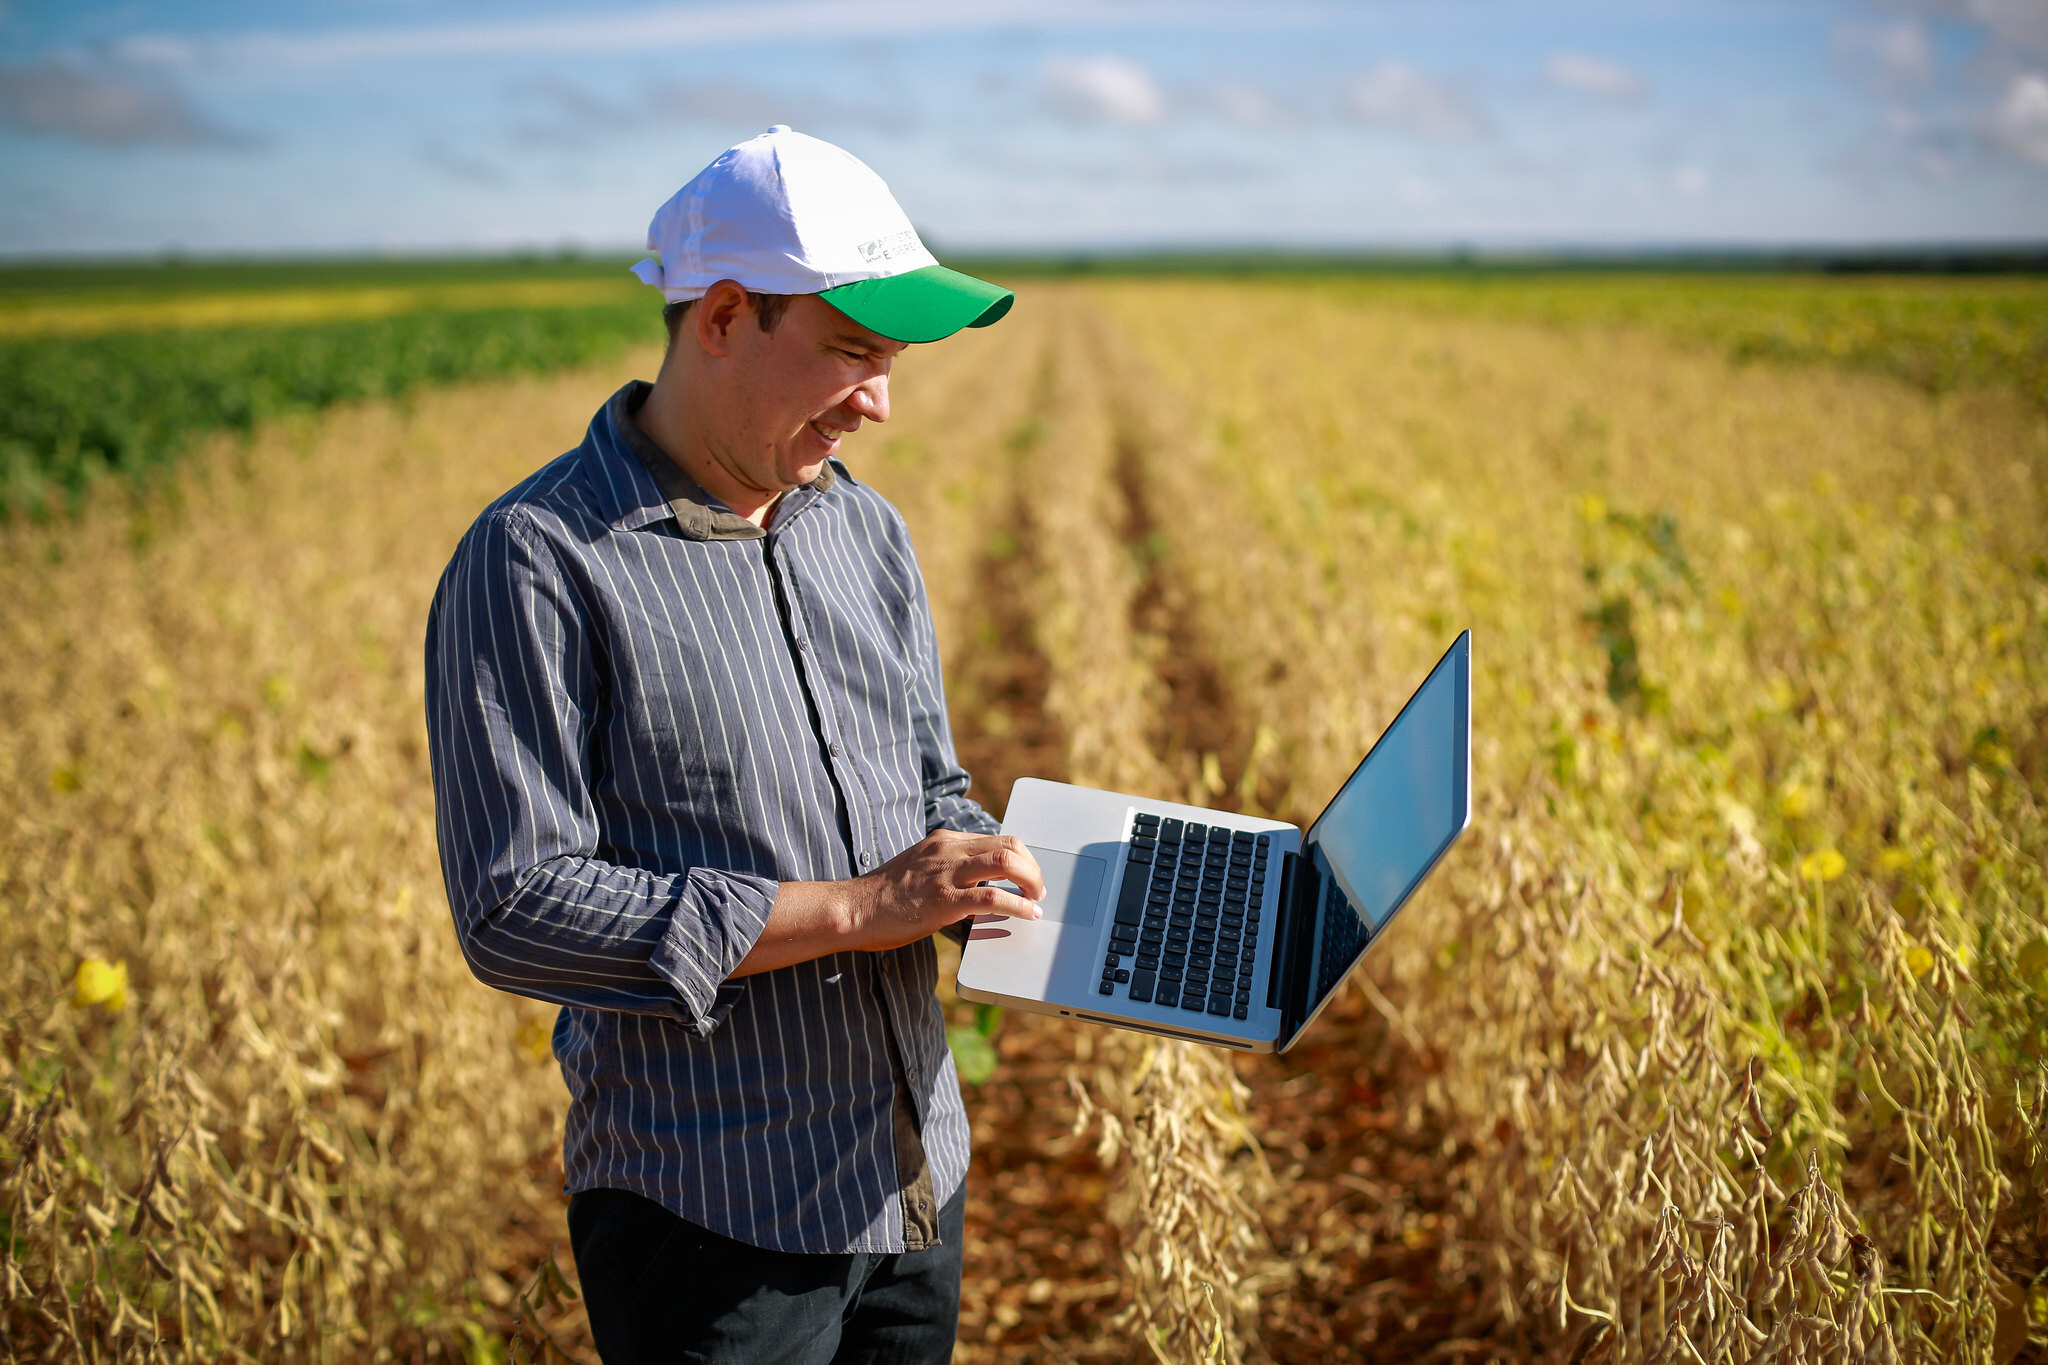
[946,1003,1005,1084]
[5,258,2043,521]
[0,256,657,519]
[0,252,642,303]
[0,299,659,517]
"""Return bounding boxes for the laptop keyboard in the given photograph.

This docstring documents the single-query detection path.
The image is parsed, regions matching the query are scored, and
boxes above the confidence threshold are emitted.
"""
[1100,814,1270,1022]
[1315,880,1370,1001]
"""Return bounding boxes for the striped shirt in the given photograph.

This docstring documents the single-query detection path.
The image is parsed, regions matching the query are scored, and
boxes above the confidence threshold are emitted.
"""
[424,380,996,1255]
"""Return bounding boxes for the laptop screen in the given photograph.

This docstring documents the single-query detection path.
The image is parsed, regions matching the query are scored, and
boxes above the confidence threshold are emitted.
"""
[1295,633,1470,1028]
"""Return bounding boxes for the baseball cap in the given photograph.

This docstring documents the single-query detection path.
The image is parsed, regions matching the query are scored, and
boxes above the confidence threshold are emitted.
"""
[631,126,1013,344]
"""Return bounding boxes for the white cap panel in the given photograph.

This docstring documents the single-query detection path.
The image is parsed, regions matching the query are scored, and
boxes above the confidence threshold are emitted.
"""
[634,126,937,303]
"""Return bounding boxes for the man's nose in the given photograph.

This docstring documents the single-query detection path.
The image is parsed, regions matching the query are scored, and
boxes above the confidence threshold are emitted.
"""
[848,373,890,425]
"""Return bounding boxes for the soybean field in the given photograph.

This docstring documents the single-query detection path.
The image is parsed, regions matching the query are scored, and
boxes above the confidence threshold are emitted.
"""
[2,264,2045,1364]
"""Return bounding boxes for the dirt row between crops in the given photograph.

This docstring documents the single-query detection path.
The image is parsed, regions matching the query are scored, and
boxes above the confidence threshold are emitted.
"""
[911,302,1495,1365]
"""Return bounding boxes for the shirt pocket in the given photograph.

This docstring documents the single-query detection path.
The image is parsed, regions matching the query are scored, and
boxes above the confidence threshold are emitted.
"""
[597,598,781,818]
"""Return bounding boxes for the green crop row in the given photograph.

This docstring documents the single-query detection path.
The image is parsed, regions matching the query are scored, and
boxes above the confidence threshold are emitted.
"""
[0,298,660,518]
[0,253,642,304]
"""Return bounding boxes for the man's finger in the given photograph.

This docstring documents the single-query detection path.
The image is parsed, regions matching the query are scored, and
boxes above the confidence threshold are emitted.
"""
[971,885,1042,920]
[1005,842,1046,900]
[955,844,1045,901]
[980,834,1045,898]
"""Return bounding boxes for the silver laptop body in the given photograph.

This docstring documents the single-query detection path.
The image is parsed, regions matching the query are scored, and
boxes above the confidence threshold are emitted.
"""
[957,631,1472,1054]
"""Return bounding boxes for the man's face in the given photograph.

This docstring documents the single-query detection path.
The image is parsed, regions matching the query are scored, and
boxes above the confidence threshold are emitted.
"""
[714,293,905,497]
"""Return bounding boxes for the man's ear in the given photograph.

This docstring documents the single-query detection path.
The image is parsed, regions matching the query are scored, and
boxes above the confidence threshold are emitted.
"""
[693,280,751,357]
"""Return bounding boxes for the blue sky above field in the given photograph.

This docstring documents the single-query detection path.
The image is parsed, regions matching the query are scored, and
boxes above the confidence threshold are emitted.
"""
[1,0,2045,258]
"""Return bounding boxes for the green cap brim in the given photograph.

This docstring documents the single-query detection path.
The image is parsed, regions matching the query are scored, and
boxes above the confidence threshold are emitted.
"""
[818,265,1014,344]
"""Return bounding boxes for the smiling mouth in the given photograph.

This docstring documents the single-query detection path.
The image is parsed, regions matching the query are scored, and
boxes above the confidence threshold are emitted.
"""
[810,420,851,444]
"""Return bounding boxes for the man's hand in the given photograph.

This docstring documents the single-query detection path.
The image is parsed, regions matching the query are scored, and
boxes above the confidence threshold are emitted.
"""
[851,831,1045,953]
[732,833,1045,978]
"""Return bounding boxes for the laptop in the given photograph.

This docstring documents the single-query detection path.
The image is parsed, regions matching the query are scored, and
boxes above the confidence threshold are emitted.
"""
[957,631,1471,1054]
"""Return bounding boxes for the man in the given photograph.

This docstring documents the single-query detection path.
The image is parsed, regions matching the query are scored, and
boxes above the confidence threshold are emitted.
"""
[425,126,1046,1364]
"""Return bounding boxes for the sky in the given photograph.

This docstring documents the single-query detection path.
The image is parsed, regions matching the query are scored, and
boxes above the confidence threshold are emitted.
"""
[1,0,2046,259]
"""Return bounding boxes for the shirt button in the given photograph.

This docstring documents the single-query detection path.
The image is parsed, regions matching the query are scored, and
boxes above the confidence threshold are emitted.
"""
[858,850,875,870]
[828,741,843,758]
[794,636,809,651]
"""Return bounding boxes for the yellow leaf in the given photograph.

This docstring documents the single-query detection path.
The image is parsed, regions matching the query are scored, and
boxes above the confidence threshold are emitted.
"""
[1776,780,1811,819]
[1798,849,1847,882]
[1578,494,1606,522]
[1876,847,1911,873]
[1905,945,1935,979]
[1972,739,2013,771]
[73,958,129,1013]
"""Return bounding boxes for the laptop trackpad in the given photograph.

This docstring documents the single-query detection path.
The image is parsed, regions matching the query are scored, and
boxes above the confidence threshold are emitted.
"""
[998,846,1107,926]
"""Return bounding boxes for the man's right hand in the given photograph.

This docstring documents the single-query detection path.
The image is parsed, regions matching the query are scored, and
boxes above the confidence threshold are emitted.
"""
[733,833,1045,978]
[852,831,1045,953]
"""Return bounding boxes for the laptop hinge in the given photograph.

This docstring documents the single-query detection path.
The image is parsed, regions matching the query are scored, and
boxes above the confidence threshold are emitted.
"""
[1266,850,1320,1039]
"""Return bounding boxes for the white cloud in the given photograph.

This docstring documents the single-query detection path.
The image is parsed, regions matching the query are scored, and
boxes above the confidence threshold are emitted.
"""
[1834,19,1934,90]
[1042,55,1166,126]
[508,74,909,149]
[1962,0,2048,61]
[1670,164,1709,198]
[1988,70,2048,164]
[1893,0,2048,62]
[108,35,196,67]
[530,77,624,123]
[1544,52,1647,101]
[1115,151,1266,185]
[418,139,504,186]
[1343,62,1489,141]
[111,0,1327,70]
[1207,80,1291,128]
[0,60,254,147]
[1393,175,1439,208]
[1662,164,1712,198]
[649,80,910,135]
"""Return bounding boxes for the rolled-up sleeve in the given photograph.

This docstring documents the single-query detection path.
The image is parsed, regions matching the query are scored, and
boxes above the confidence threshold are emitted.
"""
[425,509,774,1034]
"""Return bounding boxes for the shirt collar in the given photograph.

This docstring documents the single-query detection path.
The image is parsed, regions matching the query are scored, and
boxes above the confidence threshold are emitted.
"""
[586,380,838,541]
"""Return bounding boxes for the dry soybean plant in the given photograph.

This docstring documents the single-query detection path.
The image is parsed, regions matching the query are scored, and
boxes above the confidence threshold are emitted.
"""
[0,323,1056,1363]
[6,277,2044,1365]
[0,362,658,1360]
[1098,278,2046,1361]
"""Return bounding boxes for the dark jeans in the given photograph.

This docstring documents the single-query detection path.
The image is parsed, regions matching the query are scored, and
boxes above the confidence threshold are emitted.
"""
[567,1183,966,1365]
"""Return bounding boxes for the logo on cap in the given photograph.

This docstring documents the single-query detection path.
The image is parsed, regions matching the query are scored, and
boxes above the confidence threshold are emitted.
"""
[857,230,921,266]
